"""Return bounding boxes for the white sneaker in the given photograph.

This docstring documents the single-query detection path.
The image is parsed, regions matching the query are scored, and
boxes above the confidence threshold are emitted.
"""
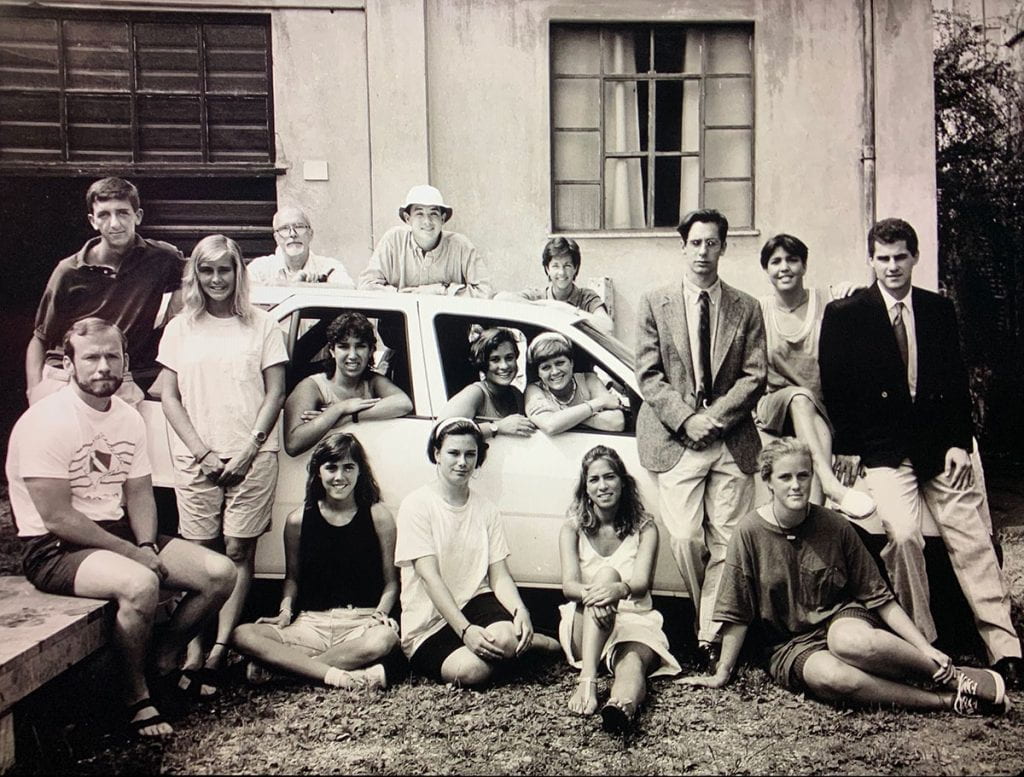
[327,664,387,691]
[836,489,876,520]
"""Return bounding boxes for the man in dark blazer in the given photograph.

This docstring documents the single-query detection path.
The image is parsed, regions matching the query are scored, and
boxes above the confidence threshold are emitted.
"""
[820,217,1022,687]
[636,209,766,666]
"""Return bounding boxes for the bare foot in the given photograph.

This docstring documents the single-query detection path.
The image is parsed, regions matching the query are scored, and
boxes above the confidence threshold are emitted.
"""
[568,677,599,716]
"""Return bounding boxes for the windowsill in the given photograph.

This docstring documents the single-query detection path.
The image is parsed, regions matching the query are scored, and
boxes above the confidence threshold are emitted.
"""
[0,162,286,177]
[550,229,761,239]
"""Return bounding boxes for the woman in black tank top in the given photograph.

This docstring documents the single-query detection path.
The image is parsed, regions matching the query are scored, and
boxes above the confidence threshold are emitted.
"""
[232,433,402,689]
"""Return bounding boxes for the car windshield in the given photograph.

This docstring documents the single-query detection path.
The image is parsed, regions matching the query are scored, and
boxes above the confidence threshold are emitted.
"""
[573,319,634,369]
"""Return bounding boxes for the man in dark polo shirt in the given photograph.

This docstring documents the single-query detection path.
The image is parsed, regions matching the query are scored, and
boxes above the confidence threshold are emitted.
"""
[25,177,185,405]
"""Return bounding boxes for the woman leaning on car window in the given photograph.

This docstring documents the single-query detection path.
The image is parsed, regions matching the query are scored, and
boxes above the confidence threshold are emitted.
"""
[438,327,536,440]
[283,311,413,456]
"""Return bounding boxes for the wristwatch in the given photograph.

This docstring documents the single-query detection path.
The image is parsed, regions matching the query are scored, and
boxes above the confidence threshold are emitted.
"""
[250,429,268,445]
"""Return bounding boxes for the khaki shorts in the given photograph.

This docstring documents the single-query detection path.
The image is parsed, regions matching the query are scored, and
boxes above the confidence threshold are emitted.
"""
[270,607,398,655]
[173,451,278,540]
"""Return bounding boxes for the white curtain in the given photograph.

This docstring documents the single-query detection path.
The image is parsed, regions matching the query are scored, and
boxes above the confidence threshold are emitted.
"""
[603,33,645,229]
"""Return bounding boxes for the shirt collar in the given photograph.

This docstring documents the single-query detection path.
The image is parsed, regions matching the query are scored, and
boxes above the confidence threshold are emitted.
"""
[682,276,721,304]
[70,235,146,275]
[877,283,914,317]
[408,228,445,258]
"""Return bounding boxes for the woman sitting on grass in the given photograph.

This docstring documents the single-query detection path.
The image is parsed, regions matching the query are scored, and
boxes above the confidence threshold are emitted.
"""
[394,418,557,685]
[284,311,413,456]
[678,437,1009,718]
[559,445,680,734]
[524,333,624,435]
[232,432,402,690]
[438,327,536,440]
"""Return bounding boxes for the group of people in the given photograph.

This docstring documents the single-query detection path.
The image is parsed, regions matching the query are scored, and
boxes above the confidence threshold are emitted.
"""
[5,176,1022,740]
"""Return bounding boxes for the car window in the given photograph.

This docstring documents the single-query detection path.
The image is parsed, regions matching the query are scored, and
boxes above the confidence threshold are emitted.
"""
[434,313,636,435]
[284,307,413,400]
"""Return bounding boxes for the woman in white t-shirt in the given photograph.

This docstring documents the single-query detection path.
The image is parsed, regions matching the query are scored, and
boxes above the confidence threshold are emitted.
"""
[394,417,558,685]
[159,234,288,697]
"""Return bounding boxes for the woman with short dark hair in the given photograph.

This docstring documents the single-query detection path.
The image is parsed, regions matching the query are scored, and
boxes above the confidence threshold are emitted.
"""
[755,233,875,519]
[438,327,536,439]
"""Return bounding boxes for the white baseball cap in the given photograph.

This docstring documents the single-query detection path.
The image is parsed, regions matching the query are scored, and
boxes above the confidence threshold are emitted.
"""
[398,184,453,222]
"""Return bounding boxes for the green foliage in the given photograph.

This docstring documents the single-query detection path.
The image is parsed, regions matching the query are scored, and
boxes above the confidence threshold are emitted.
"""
[935,11,1024,455]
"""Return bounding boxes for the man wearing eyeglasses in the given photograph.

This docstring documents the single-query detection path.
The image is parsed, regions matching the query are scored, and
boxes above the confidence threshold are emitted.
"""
[635,208,766,671]
[357,185,493,297]
[247,206,355,287]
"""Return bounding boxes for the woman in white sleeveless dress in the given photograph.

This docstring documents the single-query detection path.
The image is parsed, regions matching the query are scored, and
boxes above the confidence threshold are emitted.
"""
[558,445,680,735]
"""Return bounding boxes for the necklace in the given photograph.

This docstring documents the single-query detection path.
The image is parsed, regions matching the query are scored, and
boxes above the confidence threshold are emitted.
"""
[774,290,809,313]
[769,503,806,541]
[544,377,577,408]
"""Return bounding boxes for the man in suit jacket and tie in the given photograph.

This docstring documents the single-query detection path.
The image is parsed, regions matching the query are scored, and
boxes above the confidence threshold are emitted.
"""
[820,217,1022,688]
[636,209,767,667]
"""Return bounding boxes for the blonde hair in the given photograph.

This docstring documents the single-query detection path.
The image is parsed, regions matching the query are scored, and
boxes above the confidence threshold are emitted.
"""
[182,234,255,325]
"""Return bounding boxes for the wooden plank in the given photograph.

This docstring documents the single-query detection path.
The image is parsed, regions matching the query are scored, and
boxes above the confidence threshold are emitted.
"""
[0,577,112,713]
[145,199,276,223]
[0,712,13,773]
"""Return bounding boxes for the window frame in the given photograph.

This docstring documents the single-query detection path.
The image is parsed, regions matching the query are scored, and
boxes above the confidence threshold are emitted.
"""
[0,6,279,177]
[549,21,755,233]
[432,312,638,437]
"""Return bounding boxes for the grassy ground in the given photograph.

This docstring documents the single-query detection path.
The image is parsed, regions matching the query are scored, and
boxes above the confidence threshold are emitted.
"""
[3,482,1024,775]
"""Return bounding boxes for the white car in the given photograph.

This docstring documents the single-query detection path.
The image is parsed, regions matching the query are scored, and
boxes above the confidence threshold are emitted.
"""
[140,287,950,595]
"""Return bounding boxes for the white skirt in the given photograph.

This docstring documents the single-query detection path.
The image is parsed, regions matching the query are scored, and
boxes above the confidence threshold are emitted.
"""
[557,602,681,678]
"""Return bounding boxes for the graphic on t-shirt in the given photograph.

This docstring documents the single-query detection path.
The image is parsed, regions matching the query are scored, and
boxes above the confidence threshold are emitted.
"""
[68,434,136,498]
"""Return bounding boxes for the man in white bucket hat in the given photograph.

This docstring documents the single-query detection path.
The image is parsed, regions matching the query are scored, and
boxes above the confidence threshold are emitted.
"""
[358,185,493,297]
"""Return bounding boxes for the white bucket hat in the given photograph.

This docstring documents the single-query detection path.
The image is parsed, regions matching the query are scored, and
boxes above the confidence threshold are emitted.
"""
[398,184,453,222]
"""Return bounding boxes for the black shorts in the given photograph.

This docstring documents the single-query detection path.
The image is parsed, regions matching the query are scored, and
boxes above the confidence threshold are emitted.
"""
[21,518,138,596]
[409,592,513,683]
[769,603,884,692]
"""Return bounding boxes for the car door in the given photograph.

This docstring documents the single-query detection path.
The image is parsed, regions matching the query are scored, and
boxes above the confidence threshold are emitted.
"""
[421,300,686,597]
[253,292,435,577]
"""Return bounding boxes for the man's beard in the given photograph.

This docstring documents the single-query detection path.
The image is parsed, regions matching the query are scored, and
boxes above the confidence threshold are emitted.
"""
[75,373,123,398]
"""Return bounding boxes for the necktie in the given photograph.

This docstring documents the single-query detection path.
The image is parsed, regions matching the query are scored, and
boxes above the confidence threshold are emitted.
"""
[893,302,909,369]
[699,291,713,403]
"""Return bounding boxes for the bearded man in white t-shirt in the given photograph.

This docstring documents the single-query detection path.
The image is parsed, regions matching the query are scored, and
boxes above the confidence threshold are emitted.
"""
[5,318,236,738]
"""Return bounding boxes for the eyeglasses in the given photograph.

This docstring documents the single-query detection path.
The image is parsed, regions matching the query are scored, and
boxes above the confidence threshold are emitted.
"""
[687,238,721,249]
[274,223,311,237]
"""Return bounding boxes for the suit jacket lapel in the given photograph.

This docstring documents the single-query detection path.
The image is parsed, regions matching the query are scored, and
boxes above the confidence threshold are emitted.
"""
[712,284,740,378]
[868,282,912,394]
[662,287,692,378]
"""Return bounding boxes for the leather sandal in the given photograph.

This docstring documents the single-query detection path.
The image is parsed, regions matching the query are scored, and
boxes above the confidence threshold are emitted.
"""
[601,697,638,734]
[127,697,171,738]
[178,667,221,699]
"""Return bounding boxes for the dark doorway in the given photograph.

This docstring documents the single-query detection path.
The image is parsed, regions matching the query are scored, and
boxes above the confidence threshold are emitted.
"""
[0,176,94,468]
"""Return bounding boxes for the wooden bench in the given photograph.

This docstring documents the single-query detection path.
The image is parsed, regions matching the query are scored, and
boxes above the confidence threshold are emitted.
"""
[0,576,113,772]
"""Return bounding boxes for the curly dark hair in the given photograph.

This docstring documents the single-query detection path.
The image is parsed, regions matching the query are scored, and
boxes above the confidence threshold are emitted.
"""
[568,445,650,539]
[324,311,376,379]
[304,432,382,509]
